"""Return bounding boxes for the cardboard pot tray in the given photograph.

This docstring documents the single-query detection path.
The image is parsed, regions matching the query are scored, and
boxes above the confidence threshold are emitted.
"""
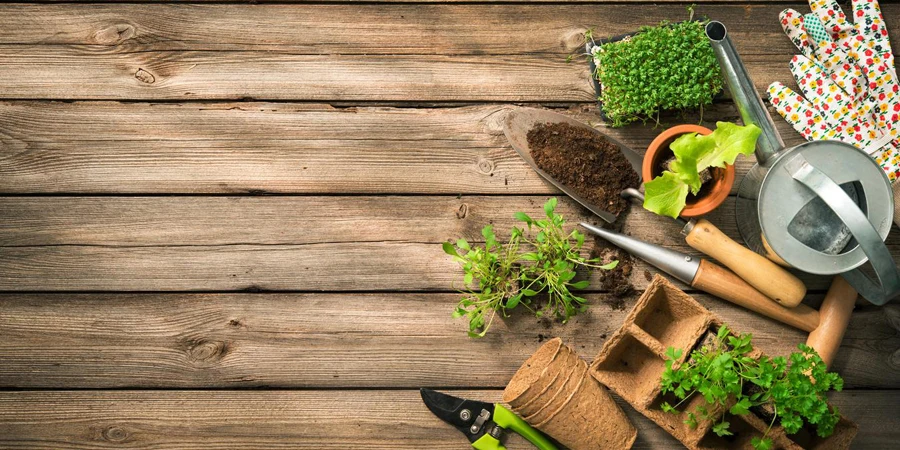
[504,275,857,450]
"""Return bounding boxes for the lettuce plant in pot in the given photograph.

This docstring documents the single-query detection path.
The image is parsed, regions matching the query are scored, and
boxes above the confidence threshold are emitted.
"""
[642,121,761,218]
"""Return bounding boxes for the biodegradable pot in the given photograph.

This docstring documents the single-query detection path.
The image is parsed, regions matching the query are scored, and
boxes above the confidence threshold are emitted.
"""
[505,340,637,450]
[642,125,735,217]
[590,275,858,450]
[503,338,565,408]
[536,374,638,450]
[516,349,579,417]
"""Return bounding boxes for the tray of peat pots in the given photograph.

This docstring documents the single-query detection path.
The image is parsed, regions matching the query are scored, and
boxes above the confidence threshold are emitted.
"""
[503,338,637,450]
[591,275,858,450]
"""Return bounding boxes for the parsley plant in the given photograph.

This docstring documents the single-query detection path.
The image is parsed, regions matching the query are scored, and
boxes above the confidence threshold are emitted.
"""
[660,325,843,450]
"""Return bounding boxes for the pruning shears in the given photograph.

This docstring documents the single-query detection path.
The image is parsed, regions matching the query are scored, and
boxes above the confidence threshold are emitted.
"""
[420,388,558,450]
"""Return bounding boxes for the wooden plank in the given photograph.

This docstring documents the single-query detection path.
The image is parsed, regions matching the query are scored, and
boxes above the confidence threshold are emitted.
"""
[4,0,844,3]
[0,4,810,55]
[0,389,896,449]
[0,102,805,194]
[0,195,755,248]
[2,193,871,291]
[0,49,590,101]
[1,194,894,287]
[1,3,897,101]
[0,292,896,389]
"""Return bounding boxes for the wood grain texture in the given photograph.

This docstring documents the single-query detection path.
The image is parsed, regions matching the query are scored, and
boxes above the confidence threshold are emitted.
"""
[3,4,896,101]
[0,2,897,447]
[0,292,896,389]
[2,194,876,292]
[0,4,812,55]
[0,390,896,449]
[0,49,590,101]
[0,195,747,248]
[0,102,805,194]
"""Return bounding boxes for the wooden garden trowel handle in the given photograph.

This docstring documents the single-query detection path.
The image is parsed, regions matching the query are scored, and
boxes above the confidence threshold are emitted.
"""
[691,259,820,332]
[806,277,857,368]
[685,219,807,307]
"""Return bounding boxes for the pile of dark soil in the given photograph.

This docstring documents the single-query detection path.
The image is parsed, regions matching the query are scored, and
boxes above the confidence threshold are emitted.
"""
[527,122,640,216]
[589,236,635,309]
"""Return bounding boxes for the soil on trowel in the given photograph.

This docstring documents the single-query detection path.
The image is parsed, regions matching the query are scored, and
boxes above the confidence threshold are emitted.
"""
[528,122,640,216]
[589,236,635,310]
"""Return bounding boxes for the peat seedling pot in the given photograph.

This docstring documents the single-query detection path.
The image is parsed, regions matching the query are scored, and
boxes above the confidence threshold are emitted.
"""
[643,125,734,217]
[590,275,858,450]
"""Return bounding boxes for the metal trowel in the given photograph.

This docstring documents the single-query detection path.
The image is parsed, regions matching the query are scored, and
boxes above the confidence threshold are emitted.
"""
[503,107,640,223]
[502,107,807,307]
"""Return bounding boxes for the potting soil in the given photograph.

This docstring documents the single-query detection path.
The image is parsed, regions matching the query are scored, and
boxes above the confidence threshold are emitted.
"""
[590,237,635,305]
[527,122,640,216]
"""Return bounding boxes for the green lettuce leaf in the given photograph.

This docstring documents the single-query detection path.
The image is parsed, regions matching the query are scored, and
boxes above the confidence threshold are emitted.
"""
[644,122,760,218]
[670,132,715,194]
[643,171,689,219]
[696,122,761,171]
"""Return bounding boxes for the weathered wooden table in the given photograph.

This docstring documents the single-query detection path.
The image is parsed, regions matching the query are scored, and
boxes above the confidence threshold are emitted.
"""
[0,1,898,448]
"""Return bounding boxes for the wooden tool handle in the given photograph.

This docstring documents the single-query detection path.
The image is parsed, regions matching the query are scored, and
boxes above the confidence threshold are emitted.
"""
[691,259,820,332]
[806,277,857,368]
[686,219,806,307]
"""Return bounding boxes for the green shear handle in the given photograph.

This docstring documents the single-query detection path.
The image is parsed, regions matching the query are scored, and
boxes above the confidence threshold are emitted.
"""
[471,405,558,450]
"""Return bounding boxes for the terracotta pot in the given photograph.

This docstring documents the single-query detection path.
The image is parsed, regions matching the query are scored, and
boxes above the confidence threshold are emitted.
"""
[642,124,735,218]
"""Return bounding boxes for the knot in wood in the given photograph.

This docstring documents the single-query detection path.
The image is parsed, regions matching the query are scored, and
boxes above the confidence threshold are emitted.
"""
[456,203,468,219]
[476,157,494,175]
[563,29,589,52]
[187,339,228,364]
[134,68,156,84]
[102,426,128,442]
[93,23,135,45]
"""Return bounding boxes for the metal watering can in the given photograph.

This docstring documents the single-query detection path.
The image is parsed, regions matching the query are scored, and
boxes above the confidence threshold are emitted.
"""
[706,21,900,305]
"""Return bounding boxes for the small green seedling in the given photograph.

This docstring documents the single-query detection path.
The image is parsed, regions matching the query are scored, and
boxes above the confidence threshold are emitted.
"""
[443,225,524,338]
[660,325,843,450]
[444,198,618,337]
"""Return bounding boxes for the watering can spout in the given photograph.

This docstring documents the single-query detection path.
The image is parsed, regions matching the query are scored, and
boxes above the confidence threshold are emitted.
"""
[706,21,784,165]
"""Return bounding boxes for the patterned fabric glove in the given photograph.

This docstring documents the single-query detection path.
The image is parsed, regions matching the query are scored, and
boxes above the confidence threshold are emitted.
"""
[769,0,900,180]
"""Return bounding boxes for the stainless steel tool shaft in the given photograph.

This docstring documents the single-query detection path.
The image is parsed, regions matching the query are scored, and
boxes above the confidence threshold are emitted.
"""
[579,223,820,332]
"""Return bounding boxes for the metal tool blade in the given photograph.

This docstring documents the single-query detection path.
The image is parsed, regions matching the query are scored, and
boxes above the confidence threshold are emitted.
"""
[580,222,700,285]
[420,388,496,444]
[502,107,643,224]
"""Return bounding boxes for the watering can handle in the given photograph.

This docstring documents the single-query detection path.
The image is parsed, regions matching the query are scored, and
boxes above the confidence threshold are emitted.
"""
[786,155,900,305]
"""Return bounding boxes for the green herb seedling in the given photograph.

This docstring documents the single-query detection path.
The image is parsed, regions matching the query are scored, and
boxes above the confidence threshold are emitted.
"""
[643,122,760,218]
[443,225,525,338]
[444,198,618,337]
[660,325,843,450]
[516,197,618,322]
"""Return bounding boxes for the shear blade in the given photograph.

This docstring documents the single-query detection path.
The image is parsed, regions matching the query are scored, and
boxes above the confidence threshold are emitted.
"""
[420,388,495,443]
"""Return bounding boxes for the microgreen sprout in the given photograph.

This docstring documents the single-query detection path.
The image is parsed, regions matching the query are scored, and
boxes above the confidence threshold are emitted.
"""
[591,18,723,127]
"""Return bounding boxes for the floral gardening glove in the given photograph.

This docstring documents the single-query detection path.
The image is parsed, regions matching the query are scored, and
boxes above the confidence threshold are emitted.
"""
[769,0,900,181]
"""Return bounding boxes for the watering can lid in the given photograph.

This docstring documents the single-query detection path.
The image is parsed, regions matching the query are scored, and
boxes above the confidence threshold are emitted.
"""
[758,140,894,275]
